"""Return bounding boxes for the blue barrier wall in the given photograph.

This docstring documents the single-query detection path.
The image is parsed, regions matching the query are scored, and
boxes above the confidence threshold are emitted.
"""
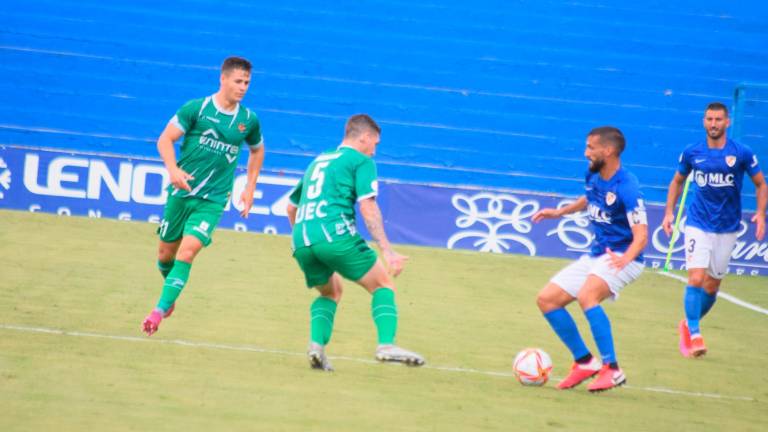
[1,0,767,203]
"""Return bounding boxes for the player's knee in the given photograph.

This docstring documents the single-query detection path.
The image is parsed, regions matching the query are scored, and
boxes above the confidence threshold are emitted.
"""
[687,274,706,287]
[576,292,600,310]
[175,248,198,263]
[702,278,721,295]
[536,291,556,312]
[157,243,177,262]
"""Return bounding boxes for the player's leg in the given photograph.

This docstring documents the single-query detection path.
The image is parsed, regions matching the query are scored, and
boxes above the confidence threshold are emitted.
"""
[143,234,204,335]
[320,237,424,365]
[538,255,601,389]
[580,253,643,392]
[144,197,187,333]
[309,276,342,371]
[157,240,179,278]
[700,275,721,317]
[143,198,222,335]
[355,259,425,366]
[294,245,338,371]
[680,226,714,356]
[154,240,181,318]
[688,231,736,357]
[700,231,736,317]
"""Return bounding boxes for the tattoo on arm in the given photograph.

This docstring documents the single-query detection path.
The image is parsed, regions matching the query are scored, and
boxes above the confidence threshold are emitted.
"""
[361,200,390,249]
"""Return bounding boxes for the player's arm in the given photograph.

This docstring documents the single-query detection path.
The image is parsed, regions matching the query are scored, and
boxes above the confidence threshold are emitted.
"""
[359,197,408,277]
[750,171,767,241]
[286,204,297,227]
[532,196,587,222]
[607,223,648,270]
[607,188,648,270]
[662,172,688,236]
[157,123,194,192]
[239,144,265,218]
[285,180,303,227]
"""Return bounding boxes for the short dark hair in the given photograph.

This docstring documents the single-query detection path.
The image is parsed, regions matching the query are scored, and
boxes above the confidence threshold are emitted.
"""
[345,114,381,138]
[705,101,729,117]
[221,56,252,74]
[588,126,625,155]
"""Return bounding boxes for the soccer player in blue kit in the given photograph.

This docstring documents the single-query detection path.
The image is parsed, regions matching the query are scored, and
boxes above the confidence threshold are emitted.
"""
[533,126,648,392]
[662,102,767,358]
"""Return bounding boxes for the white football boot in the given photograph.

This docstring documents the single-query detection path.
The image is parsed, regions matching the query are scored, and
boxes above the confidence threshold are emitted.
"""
[375,344,426,366]
[307,342,334,372]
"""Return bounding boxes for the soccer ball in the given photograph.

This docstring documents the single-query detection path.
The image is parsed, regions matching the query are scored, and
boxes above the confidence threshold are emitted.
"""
[513,348,553,386]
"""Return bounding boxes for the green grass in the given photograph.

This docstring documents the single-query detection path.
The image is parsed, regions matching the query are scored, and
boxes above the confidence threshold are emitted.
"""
[1,209,767,431]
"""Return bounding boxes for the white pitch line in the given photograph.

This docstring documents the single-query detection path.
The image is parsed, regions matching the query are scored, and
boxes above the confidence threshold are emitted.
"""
[656,271,768,316]
[0,324,755,402]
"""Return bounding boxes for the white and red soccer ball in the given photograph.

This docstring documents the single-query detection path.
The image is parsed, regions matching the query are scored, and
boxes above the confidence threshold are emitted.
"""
[513,348,553,386]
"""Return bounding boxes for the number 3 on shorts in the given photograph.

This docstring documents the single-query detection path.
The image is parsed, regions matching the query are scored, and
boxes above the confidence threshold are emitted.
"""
[687,238,696,253]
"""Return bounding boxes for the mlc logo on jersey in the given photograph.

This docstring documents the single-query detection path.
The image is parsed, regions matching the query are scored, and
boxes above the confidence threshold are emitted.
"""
[0,157,11,199]
[693,170,735,188]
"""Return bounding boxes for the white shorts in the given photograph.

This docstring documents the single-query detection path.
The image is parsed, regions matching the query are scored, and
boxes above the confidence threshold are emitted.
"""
[550,253,644,300]
[684,226,738,279]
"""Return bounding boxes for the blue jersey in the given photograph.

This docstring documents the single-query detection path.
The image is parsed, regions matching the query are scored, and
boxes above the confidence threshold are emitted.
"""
[677,139,761,233]
[585,168,647,261]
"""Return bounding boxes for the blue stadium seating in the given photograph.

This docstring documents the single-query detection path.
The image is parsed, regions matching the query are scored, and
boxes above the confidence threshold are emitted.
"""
[2,0,767,202]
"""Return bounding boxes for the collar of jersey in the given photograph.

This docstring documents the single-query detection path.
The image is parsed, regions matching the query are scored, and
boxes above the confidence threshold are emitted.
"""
[337,144,364,155]
[210,94,239,116]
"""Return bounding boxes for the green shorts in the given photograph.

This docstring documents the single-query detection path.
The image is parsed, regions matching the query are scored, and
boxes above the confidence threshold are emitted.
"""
[157,195,224,247]
[293,235,378,287]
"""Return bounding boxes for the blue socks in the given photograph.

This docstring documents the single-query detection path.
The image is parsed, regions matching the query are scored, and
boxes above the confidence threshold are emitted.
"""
[684,285,704,336]
[685,285,718,336]
[584,305,616,365]
[543,308,590,361]
[701,290,717,318]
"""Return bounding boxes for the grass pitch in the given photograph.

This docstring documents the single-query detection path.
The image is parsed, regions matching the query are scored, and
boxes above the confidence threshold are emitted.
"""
[1,209,767,431]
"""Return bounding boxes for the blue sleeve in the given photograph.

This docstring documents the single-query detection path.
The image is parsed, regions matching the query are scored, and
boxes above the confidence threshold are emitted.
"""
[619,176,648,226]
[619,178,644,213]
[677,147,692,176]
[741,145,762,177]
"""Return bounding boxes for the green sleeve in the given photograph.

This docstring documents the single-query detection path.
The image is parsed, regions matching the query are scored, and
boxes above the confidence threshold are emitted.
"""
[289,178,304,206]
[355,158,378,201]
[170,98,202,133]
[245,112,264,148]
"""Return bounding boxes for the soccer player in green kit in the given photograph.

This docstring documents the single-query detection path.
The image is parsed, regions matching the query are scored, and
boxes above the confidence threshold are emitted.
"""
[286,114,425,371]
[142,57,265,335]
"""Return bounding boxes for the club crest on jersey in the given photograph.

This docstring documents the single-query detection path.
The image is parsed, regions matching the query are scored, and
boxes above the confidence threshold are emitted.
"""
[605,191,616,206]
[238,123,246,133]
[725,155,736,167]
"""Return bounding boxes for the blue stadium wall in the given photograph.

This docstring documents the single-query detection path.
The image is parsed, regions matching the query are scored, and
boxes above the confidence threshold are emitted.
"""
[2,1,768,273]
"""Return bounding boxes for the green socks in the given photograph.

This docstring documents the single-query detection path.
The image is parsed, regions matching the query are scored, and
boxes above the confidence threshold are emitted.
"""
[156,260,191,313]
[309,288,397,346]
[157,260,174,278]
[371,288,398,344]
[310,297,338,345]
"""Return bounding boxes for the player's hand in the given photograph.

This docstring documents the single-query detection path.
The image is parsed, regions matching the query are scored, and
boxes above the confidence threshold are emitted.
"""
[532,208,560,223]
[239,188,255,218]
[169,166,193,192]
[661,212,675,237]
[751,213,766,241]
[382,248,408,277]
[606,247,628,271]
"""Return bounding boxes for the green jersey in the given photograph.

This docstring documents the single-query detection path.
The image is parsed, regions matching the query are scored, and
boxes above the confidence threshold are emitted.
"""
[168,95,263,205]
[289,146,378,249]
